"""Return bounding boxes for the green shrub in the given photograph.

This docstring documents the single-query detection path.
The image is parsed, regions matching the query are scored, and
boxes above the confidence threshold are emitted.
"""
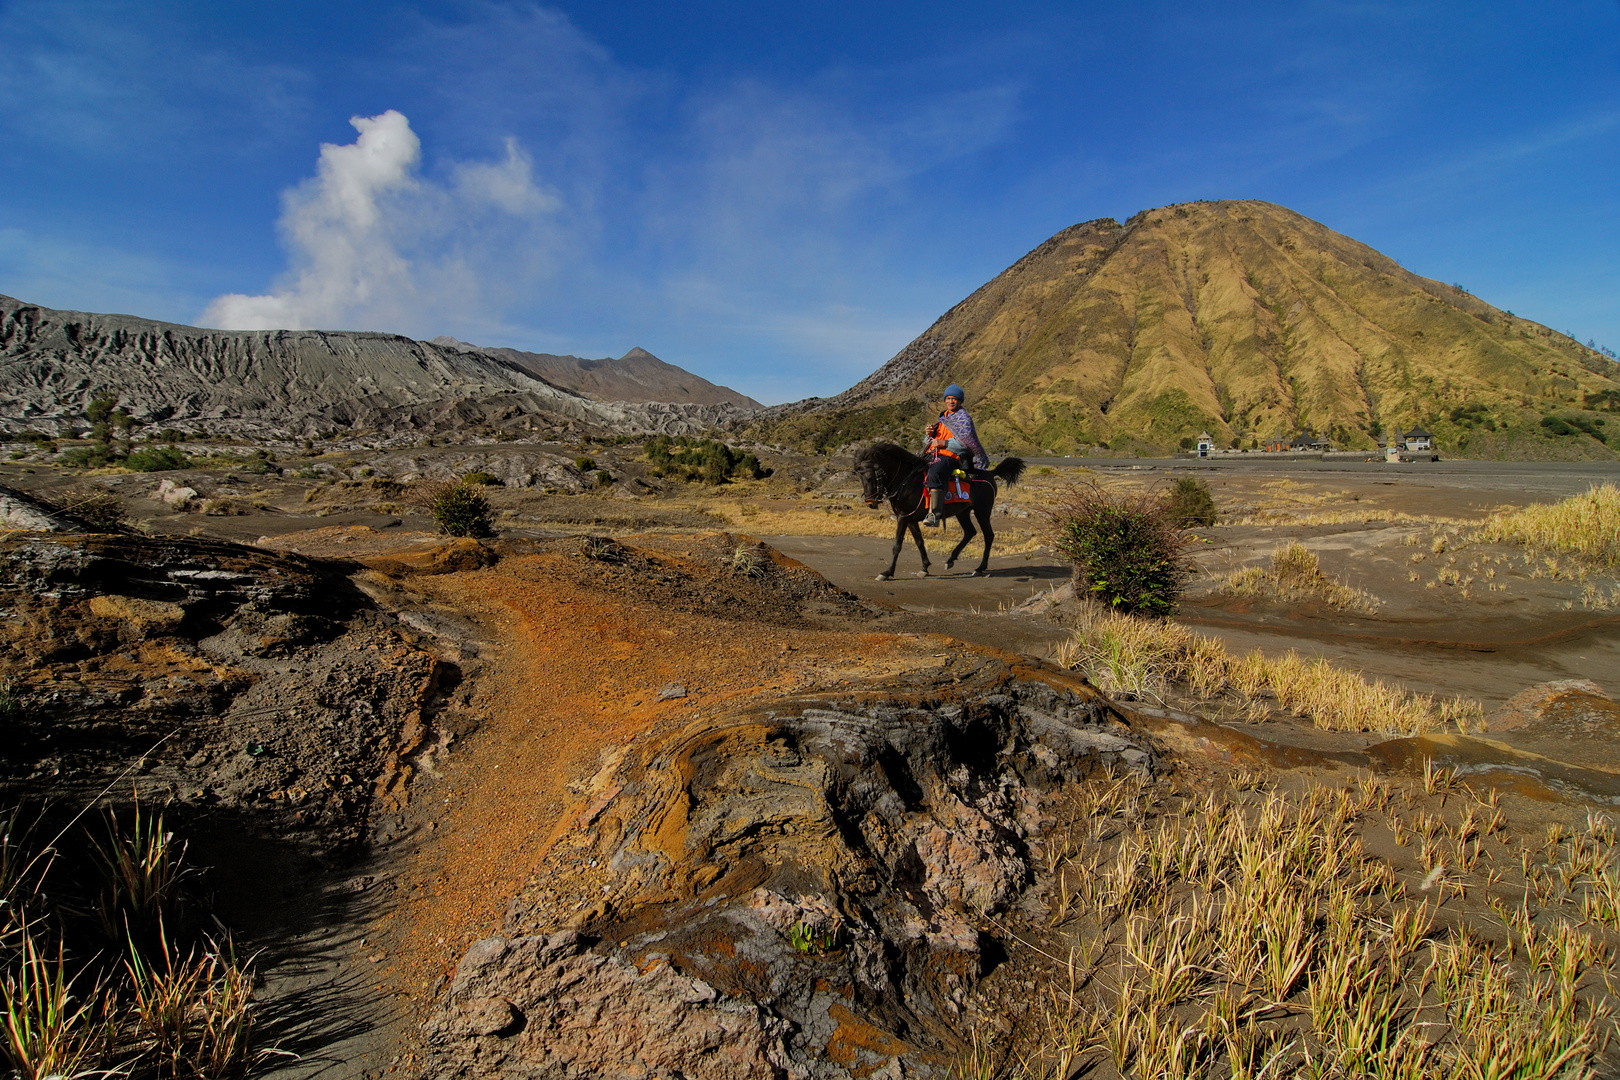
[1163,477,1217,527]
[426,482,493,537]
[241,449,278,474]
[594,469,613,487]
[125,446,189,472]
[60,443,118,468]
[1045,483,1191,616]
[574,456,596,472]
[1542,414,1608,442]
[462,471,504,487]
[643,436,769,484]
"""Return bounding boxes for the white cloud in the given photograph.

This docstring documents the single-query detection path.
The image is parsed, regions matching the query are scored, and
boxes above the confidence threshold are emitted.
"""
[201,110,559,334]
[455,139,561,216]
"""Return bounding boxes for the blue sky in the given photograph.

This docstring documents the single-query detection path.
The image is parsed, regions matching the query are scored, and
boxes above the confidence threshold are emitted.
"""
[1,1,1615,404]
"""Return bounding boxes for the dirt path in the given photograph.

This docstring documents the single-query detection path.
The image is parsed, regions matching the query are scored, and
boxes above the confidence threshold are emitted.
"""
[323,541,952,1073]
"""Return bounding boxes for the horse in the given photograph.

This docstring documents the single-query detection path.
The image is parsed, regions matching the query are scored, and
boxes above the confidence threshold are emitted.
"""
[852,442,1025,580]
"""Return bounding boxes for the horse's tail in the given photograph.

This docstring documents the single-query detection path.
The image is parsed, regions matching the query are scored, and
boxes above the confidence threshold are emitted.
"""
[992,456,1026,486]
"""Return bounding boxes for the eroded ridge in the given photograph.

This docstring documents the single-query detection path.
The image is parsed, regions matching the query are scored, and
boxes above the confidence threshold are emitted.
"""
[421,680,1156,1079]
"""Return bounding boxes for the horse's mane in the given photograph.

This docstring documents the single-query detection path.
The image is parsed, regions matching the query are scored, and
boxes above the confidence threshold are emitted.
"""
[860,441,925,468]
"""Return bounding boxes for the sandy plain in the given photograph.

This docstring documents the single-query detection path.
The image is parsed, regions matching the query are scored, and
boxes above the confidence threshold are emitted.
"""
[4,445,1620,1078]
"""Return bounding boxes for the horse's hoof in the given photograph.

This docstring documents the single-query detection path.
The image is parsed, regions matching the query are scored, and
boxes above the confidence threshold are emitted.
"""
[945,560,957,571]
[914,570,929,578]
[971,569,987,577]
[876,574,892,581]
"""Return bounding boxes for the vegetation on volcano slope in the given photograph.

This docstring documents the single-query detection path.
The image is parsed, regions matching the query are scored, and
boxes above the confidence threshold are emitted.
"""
[750,200,1620,458]
[643,435,769,484]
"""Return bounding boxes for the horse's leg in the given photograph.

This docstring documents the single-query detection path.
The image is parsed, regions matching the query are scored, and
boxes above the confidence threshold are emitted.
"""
[945,510,976,570]
[908,518,931,576]
[879,516,905,580]
[972,503,996,576]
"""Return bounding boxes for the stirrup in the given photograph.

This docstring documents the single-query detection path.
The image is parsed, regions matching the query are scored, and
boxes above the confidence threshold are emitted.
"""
[922,511,940,527]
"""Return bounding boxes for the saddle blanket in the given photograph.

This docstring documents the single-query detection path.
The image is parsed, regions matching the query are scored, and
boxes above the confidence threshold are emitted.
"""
[942,476,973,504]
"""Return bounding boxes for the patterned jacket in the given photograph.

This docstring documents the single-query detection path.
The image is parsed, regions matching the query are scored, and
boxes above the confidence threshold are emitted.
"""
[933,409,990,470]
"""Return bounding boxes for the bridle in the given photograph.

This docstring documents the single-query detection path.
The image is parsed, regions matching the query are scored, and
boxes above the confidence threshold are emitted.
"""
[859,456,926,512]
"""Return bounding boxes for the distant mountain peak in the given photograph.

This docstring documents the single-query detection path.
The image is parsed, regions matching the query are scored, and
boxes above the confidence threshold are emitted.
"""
[748,199,1619,460]
[403,338,756,408]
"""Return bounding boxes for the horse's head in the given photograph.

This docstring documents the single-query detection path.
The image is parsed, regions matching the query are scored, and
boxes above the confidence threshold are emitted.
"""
[851,445,889,508]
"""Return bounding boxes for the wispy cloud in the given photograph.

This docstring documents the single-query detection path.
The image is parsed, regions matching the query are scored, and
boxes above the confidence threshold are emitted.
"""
[0,1,309,158]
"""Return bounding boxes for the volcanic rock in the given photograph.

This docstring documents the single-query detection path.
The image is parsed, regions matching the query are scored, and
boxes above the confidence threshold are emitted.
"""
[422,678,1157,1078]
[0,294,757,440]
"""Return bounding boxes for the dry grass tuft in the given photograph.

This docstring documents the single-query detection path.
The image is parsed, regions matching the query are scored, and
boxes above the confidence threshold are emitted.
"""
[1217,541,1380,614]
[0,804,264,1080]
[1476,483,1620,568]
[979,775,1615,1080]
[1050,606,1482,736]
[1226,508,1479,528]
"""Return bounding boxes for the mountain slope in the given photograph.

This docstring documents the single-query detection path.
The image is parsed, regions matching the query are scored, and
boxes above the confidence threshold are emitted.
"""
[752,200,1619,458]
[431,339,761,408]
[0,296,754,437]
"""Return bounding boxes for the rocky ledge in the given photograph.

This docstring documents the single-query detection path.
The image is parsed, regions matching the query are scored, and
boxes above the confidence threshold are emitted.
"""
[420,678,1155,1079]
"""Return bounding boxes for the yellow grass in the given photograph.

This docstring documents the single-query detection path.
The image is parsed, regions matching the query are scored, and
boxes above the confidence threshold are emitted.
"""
[1050,606,1481,736]
[1225,508,1480,527]
[978,776,1613,1080]
[1216,541,1379,614]
[1475,482,1620,567]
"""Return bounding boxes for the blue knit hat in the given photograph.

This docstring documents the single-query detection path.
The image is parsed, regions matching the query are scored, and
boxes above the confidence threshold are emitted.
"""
[943,384,965,401]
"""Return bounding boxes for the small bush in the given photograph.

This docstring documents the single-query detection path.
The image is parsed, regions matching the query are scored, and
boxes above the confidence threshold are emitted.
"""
[594,469,613,487]
[1163,477,1217,527]
[574,457,596,472]
[462,471,504,487]
[59,443,118,469]
[425,482,493,538]
[1045,484,1191,616]
[125,447,189,472]
[239,449,278,475]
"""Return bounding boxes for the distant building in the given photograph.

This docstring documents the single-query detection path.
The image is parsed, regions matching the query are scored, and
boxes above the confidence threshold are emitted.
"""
[1196,431,1214,457]
[1403,426,1433,452]
[1283,431,1330,451]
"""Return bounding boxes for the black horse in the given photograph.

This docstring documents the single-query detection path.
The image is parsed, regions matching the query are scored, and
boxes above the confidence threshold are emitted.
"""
[853,442,1025,580]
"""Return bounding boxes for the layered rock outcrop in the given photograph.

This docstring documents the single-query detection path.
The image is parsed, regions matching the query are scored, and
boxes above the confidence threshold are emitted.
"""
[422,679,1156,1078]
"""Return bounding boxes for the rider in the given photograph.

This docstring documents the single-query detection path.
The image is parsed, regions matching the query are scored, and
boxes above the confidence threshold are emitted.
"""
[922,384,989,527]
